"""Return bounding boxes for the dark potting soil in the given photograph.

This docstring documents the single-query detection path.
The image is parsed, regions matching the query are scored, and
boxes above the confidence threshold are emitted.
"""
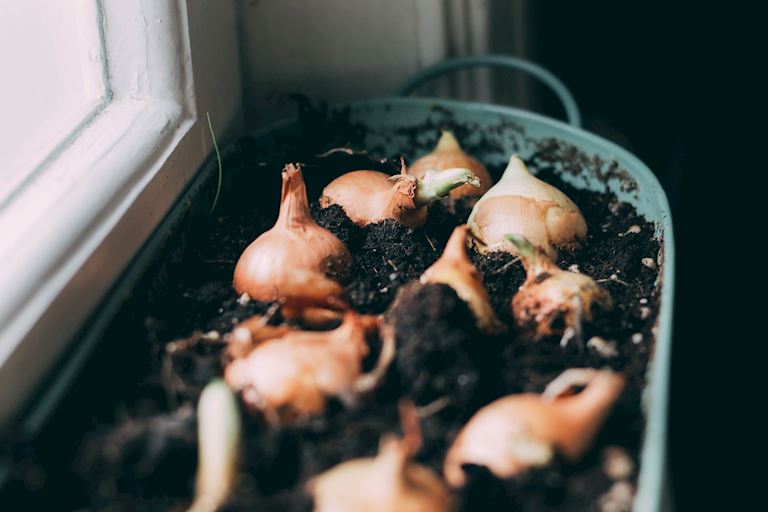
[1,105,661,512]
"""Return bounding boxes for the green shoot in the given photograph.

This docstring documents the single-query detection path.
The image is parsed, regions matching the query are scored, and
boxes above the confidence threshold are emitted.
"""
[207,112,223,214]
[505,233,537,265]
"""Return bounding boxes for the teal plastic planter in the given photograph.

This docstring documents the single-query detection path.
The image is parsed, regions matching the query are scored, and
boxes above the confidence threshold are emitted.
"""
[342,97,675,512]
[12,57,674,510]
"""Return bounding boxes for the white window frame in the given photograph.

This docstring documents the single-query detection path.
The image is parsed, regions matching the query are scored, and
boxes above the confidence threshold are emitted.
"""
[0,0,243,427]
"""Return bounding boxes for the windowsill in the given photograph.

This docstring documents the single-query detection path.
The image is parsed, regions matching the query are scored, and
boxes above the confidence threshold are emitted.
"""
[0,0,243,429]
[0,97,193,424]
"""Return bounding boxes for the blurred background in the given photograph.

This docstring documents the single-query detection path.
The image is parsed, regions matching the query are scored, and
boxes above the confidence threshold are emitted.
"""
[236,0,683,212]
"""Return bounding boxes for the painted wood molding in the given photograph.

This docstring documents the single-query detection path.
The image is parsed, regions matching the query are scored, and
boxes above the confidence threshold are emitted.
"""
[0,0,243,428]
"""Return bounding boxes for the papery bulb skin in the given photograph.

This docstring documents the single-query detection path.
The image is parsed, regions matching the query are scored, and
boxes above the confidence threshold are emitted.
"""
[233,164,351,307]
[444,369,625,487]
[321,170,425,227]
[468,155,586,259]
[512,266,613,338]
[409,131,492,204]
[224,313,387,420]
[506,234,612,338]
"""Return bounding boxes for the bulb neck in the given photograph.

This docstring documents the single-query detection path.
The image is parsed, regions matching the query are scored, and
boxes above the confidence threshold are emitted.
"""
[553,371,625,457]
[331,313,375,352]
[277,164,313,229]
[434,130,462,153]
[500,155,532,182]
[441,225,470,262]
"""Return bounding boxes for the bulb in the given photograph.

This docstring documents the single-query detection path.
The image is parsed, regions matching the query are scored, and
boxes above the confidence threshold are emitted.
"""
[224,312,393,420]
[308,401,453,512]
[420,225,506,334]
[320,159,480,228]
[233,163,352,308]
[506,234,612,341]
[444,368,625,487]
[468,155,587,259]
[408,131,493,206]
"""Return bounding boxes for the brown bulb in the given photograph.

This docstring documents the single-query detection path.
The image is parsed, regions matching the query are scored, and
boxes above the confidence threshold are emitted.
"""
[409,131,492,205]
[224,312,393,421]
[444,368,625,486]
[321,159,480,228]
[233,164,351,308]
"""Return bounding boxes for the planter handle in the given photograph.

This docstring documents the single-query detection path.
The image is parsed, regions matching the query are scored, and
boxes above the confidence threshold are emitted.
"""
[395,54,582,128]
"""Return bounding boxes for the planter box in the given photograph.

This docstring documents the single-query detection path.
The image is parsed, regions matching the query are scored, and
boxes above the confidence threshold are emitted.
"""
[12,97,674,510]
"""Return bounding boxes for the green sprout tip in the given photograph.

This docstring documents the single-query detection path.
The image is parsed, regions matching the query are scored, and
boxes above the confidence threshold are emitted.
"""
[505,233,537,264]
